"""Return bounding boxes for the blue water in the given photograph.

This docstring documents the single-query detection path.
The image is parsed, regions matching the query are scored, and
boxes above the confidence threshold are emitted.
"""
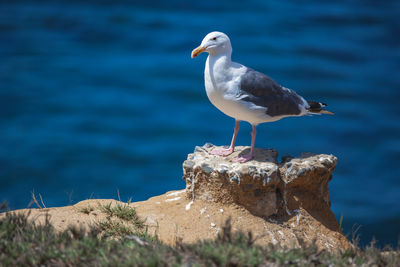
[1,1,399,247]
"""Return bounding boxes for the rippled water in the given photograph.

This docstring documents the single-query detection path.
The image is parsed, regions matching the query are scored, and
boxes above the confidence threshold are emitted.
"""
[1,1,399,247]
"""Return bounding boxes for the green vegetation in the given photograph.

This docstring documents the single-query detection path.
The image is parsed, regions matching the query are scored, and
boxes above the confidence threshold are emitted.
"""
[96,219,149,240]
[79,205,94,215]
[96,202,146,239]
[1,207,399,266]
[99,201,143,227]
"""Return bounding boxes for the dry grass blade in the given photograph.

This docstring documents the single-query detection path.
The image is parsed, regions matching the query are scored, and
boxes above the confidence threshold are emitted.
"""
[28,190,43,209]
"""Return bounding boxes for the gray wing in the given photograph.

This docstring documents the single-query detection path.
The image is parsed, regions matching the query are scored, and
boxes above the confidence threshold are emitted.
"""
[238,68,306,117]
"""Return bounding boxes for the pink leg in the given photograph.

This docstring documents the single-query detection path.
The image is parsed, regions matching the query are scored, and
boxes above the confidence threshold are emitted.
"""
[234,124,256,163]
[210,120,239,156]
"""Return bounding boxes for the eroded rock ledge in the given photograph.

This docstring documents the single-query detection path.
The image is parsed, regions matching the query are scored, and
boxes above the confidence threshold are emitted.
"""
[183,144,336,219]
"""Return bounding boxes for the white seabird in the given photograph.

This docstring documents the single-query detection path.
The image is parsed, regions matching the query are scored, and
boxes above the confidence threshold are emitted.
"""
[191,31,333,163]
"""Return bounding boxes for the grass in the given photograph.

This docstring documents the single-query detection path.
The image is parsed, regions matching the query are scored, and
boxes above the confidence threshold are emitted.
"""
[79,201,145,237]
[79,205,94,215]
[97,201,145,238]
[1,209,400,266]
[99,201,143,227]
[80,201,147,239]
[96,219,150,240]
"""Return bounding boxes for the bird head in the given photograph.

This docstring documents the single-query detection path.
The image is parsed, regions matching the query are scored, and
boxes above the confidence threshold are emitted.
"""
[191,31,232,58]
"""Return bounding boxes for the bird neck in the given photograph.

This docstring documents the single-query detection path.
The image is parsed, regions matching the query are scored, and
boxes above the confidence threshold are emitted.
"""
[207,50,232,70]
[205,51,233,94]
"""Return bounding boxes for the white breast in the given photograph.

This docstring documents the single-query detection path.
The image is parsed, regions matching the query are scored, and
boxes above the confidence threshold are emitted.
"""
[204,56,272,125]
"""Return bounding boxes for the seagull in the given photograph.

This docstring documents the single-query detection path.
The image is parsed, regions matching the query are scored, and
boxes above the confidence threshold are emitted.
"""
[191,31,333,163]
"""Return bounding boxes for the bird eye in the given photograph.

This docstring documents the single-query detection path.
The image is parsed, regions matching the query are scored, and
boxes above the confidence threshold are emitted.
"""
[212,37,217,41]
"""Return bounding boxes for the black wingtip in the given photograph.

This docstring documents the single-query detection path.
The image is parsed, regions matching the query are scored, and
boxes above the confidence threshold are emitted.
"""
[307,101,333,115]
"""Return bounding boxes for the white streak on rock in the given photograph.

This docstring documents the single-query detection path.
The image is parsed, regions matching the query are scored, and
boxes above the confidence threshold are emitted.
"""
[166,190,185,197]
[185,201,193,211]
[294,209,301,225]
[165,197,181,202]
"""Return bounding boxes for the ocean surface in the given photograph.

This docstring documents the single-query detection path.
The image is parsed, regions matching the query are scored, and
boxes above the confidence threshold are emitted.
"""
[1,1,399,247]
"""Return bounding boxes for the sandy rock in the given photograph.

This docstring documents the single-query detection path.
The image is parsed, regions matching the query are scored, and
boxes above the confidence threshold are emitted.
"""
[184,145,280,218]
[280,153,336,209]
[183,145,336,218]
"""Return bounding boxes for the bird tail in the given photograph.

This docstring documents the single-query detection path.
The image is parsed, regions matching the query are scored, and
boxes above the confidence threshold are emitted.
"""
[306,101,334,115]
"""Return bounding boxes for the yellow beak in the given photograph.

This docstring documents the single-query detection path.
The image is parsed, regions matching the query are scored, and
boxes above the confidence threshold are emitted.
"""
[191,46,206,58]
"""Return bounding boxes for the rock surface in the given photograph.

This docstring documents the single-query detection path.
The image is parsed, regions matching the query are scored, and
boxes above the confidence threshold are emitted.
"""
[184,145,280,218]
[183,145,337,219]
[0,145,350,251]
